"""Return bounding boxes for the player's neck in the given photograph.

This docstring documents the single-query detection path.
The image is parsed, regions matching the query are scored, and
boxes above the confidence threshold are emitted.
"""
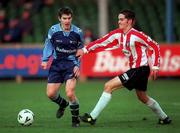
[123,26,132,35]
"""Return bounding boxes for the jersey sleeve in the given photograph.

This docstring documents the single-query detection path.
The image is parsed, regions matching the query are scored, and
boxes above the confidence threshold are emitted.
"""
[42,28,54,62]
[78,29,84,49]
[85,29,121,53]
[140,32,160,68]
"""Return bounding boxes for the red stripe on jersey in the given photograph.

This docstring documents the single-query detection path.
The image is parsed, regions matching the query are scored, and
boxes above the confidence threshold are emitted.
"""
[125,31,133,68]
[120,32,123,46]
[135,41,143,67]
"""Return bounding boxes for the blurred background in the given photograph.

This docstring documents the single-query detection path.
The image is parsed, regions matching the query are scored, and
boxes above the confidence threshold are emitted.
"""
[0,0,180,81]
[0,1,180,132]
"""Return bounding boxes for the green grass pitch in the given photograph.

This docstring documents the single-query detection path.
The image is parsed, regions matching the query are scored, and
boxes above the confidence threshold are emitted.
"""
[0,79,180,133]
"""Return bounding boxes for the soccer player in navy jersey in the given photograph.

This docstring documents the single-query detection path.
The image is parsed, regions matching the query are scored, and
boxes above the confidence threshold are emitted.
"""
[41,7,84,127]
[77,9,171,125]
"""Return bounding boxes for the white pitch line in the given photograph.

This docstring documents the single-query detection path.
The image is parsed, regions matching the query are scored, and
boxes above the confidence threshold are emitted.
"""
[172,103,180,106]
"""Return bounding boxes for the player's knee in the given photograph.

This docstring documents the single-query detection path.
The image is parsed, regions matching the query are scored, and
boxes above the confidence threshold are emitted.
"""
[104,82,112,92]
[137,95,148,104]
[46,89,56,99]
[66,90,74,99]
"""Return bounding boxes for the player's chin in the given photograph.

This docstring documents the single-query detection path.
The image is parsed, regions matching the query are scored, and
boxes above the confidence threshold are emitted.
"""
[119,25,123,29]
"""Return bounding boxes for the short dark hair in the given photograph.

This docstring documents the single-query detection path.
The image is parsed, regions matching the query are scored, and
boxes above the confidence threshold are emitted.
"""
[58,7,73,18]
[120,9,135,25]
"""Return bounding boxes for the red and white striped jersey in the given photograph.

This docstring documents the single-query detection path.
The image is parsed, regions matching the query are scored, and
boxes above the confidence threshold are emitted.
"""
[84,28,160,69]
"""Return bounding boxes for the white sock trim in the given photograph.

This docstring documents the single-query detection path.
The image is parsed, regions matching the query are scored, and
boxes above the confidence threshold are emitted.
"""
[69,98,79,105]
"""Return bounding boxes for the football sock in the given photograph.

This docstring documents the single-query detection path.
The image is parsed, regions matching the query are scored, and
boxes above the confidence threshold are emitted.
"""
[90,91,112,119]
[51,94,68,108]
[69,101,79,121]
[146,97,167,120]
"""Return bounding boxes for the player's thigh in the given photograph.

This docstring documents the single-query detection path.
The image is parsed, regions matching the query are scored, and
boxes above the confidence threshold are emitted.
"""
[47,83,62,95]
[105,76,123,92]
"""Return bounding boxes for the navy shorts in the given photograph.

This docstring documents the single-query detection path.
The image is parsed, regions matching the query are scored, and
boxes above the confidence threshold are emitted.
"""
[119,66,150,91]
[48,59,76,83]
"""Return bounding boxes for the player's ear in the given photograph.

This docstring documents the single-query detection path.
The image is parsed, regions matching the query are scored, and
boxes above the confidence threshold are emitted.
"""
[58,17,61,22]
[128,19,133,25]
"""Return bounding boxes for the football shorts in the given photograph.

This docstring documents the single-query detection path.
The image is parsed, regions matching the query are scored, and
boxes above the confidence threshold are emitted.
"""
[119,66,150,91]
[48,59,76,83]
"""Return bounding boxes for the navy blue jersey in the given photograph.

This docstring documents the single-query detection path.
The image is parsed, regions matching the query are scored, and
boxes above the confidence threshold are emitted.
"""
[42,23,84,67]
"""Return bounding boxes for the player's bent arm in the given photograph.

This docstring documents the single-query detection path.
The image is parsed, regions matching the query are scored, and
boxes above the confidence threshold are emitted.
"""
[42,27,54,62]
[73,66,80,78]
[41,39,53,70]
[135,31,160,68]
[42,39,54,62]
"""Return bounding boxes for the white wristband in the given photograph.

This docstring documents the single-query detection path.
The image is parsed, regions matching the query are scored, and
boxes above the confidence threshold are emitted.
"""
[82,47,88,53]
[152,66,159,70]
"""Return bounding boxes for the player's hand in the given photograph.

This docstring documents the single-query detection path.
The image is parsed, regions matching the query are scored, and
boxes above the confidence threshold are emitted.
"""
[76,49,84,58]
[73,66,80,78]
[41,62,48,70]
[151,69,159,80]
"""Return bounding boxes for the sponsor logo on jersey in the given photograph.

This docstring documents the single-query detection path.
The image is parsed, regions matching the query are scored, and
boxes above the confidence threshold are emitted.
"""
[56,47,76,53]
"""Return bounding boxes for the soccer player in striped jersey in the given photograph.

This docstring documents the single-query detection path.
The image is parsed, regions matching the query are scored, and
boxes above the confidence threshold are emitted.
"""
[77,9,171,125]
[41,7,84,127]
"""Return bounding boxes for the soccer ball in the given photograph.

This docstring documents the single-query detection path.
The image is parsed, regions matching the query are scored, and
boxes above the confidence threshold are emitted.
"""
[17,109,34,126]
